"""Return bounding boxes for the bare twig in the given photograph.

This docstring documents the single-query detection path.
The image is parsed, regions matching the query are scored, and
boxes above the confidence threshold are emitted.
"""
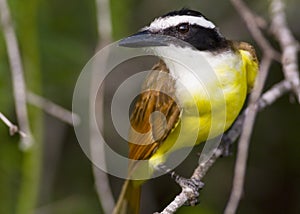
[270,0,300,102]
[0,0,32,150]
[96,0,112,47]
[258,80,292,110]
[0,112,27,137]
[224,1,300,213]
[26,91,80,126]
[223,1,287,213]
[224,55,272,214]
[230,0,280,60]
[91,0,115,213]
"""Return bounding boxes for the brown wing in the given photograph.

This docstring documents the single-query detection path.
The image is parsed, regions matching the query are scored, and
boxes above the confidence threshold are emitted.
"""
[128,60,181,160]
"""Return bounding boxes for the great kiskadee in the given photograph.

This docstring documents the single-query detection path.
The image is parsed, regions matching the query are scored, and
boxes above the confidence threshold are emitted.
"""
[113,9,258,214]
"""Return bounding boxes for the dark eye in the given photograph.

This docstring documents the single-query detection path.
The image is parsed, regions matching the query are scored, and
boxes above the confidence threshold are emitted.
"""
[177,23,189,34]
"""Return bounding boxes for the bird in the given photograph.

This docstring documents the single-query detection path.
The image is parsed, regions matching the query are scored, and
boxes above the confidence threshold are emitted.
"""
[113,8,258,214]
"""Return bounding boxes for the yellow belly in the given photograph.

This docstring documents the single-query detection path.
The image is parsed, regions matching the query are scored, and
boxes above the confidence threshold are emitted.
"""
[149,50,250,167]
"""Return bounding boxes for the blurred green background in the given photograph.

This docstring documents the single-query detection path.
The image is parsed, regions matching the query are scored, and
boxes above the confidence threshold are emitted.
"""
[0,0,300,214]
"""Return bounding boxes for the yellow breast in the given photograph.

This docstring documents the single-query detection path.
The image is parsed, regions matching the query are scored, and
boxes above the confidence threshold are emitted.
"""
[149,47,257,166]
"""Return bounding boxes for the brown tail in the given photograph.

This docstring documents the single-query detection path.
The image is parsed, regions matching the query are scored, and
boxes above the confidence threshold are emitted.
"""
[113,179,141,214]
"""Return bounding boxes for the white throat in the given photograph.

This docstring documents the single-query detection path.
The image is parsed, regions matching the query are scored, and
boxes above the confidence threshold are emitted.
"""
[151,46,241,103]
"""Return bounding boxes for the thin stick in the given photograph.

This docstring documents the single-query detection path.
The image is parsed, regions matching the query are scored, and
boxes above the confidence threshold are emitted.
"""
[91,0,115,213]
[0,0,32,149]
[26,91,80,126]
[0,112,27,137]
[270,0,300,102]
[224,1,300,213]
[224,56,272,214]
[96,0,112,46]
[230,0,280,60]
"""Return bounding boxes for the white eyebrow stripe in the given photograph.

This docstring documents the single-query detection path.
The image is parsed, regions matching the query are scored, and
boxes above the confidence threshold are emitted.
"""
[146,15,215,31]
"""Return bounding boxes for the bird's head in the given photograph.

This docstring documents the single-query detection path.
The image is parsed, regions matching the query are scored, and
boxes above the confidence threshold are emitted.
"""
[119,9,229,51]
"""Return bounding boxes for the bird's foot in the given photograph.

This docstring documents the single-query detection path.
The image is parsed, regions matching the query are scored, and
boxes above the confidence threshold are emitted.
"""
[155,164,204,206]
[175,176,204,206]
[220,138,233,157]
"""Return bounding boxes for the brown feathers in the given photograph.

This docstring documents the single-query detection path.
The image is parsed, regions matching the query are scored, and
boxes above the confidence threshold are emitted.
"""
[128,60,181,160]
[234,41,258,63]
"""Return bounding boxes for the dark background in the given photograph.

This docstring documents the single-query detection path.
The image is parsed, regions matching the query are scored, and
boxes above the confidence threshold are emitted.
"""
[0,0,299,213]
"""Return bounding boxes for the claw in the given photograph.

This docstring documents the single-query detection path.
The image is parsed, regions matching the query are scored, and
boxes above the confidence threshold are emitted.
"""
[175,177,204,206]
[221,141,233,157]
[155,164,205,206]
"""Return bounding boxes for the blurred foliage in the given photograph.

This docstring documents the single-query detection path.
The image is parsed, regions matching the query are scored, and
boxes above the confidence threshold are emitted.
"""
[0,0,300,214]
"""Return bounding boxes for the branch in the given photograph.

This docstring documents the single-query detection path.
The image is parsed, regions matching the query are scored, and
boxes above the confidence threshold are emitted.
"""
[91,0,115,213]
[0,112,27,137]
[26,91,80,126]
[230,0,280,60]
[1,91,80,136]
[95,0,112,47]
[224,55,271,214]
[0,0,32,150]
[270,0,300,103]
[225,0,283,212]
[225,1,300,213]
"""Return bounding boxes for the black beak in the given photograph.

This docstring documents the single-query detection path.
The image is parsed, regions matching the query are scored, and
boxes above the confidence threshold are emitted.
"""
[119,30,175,48]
